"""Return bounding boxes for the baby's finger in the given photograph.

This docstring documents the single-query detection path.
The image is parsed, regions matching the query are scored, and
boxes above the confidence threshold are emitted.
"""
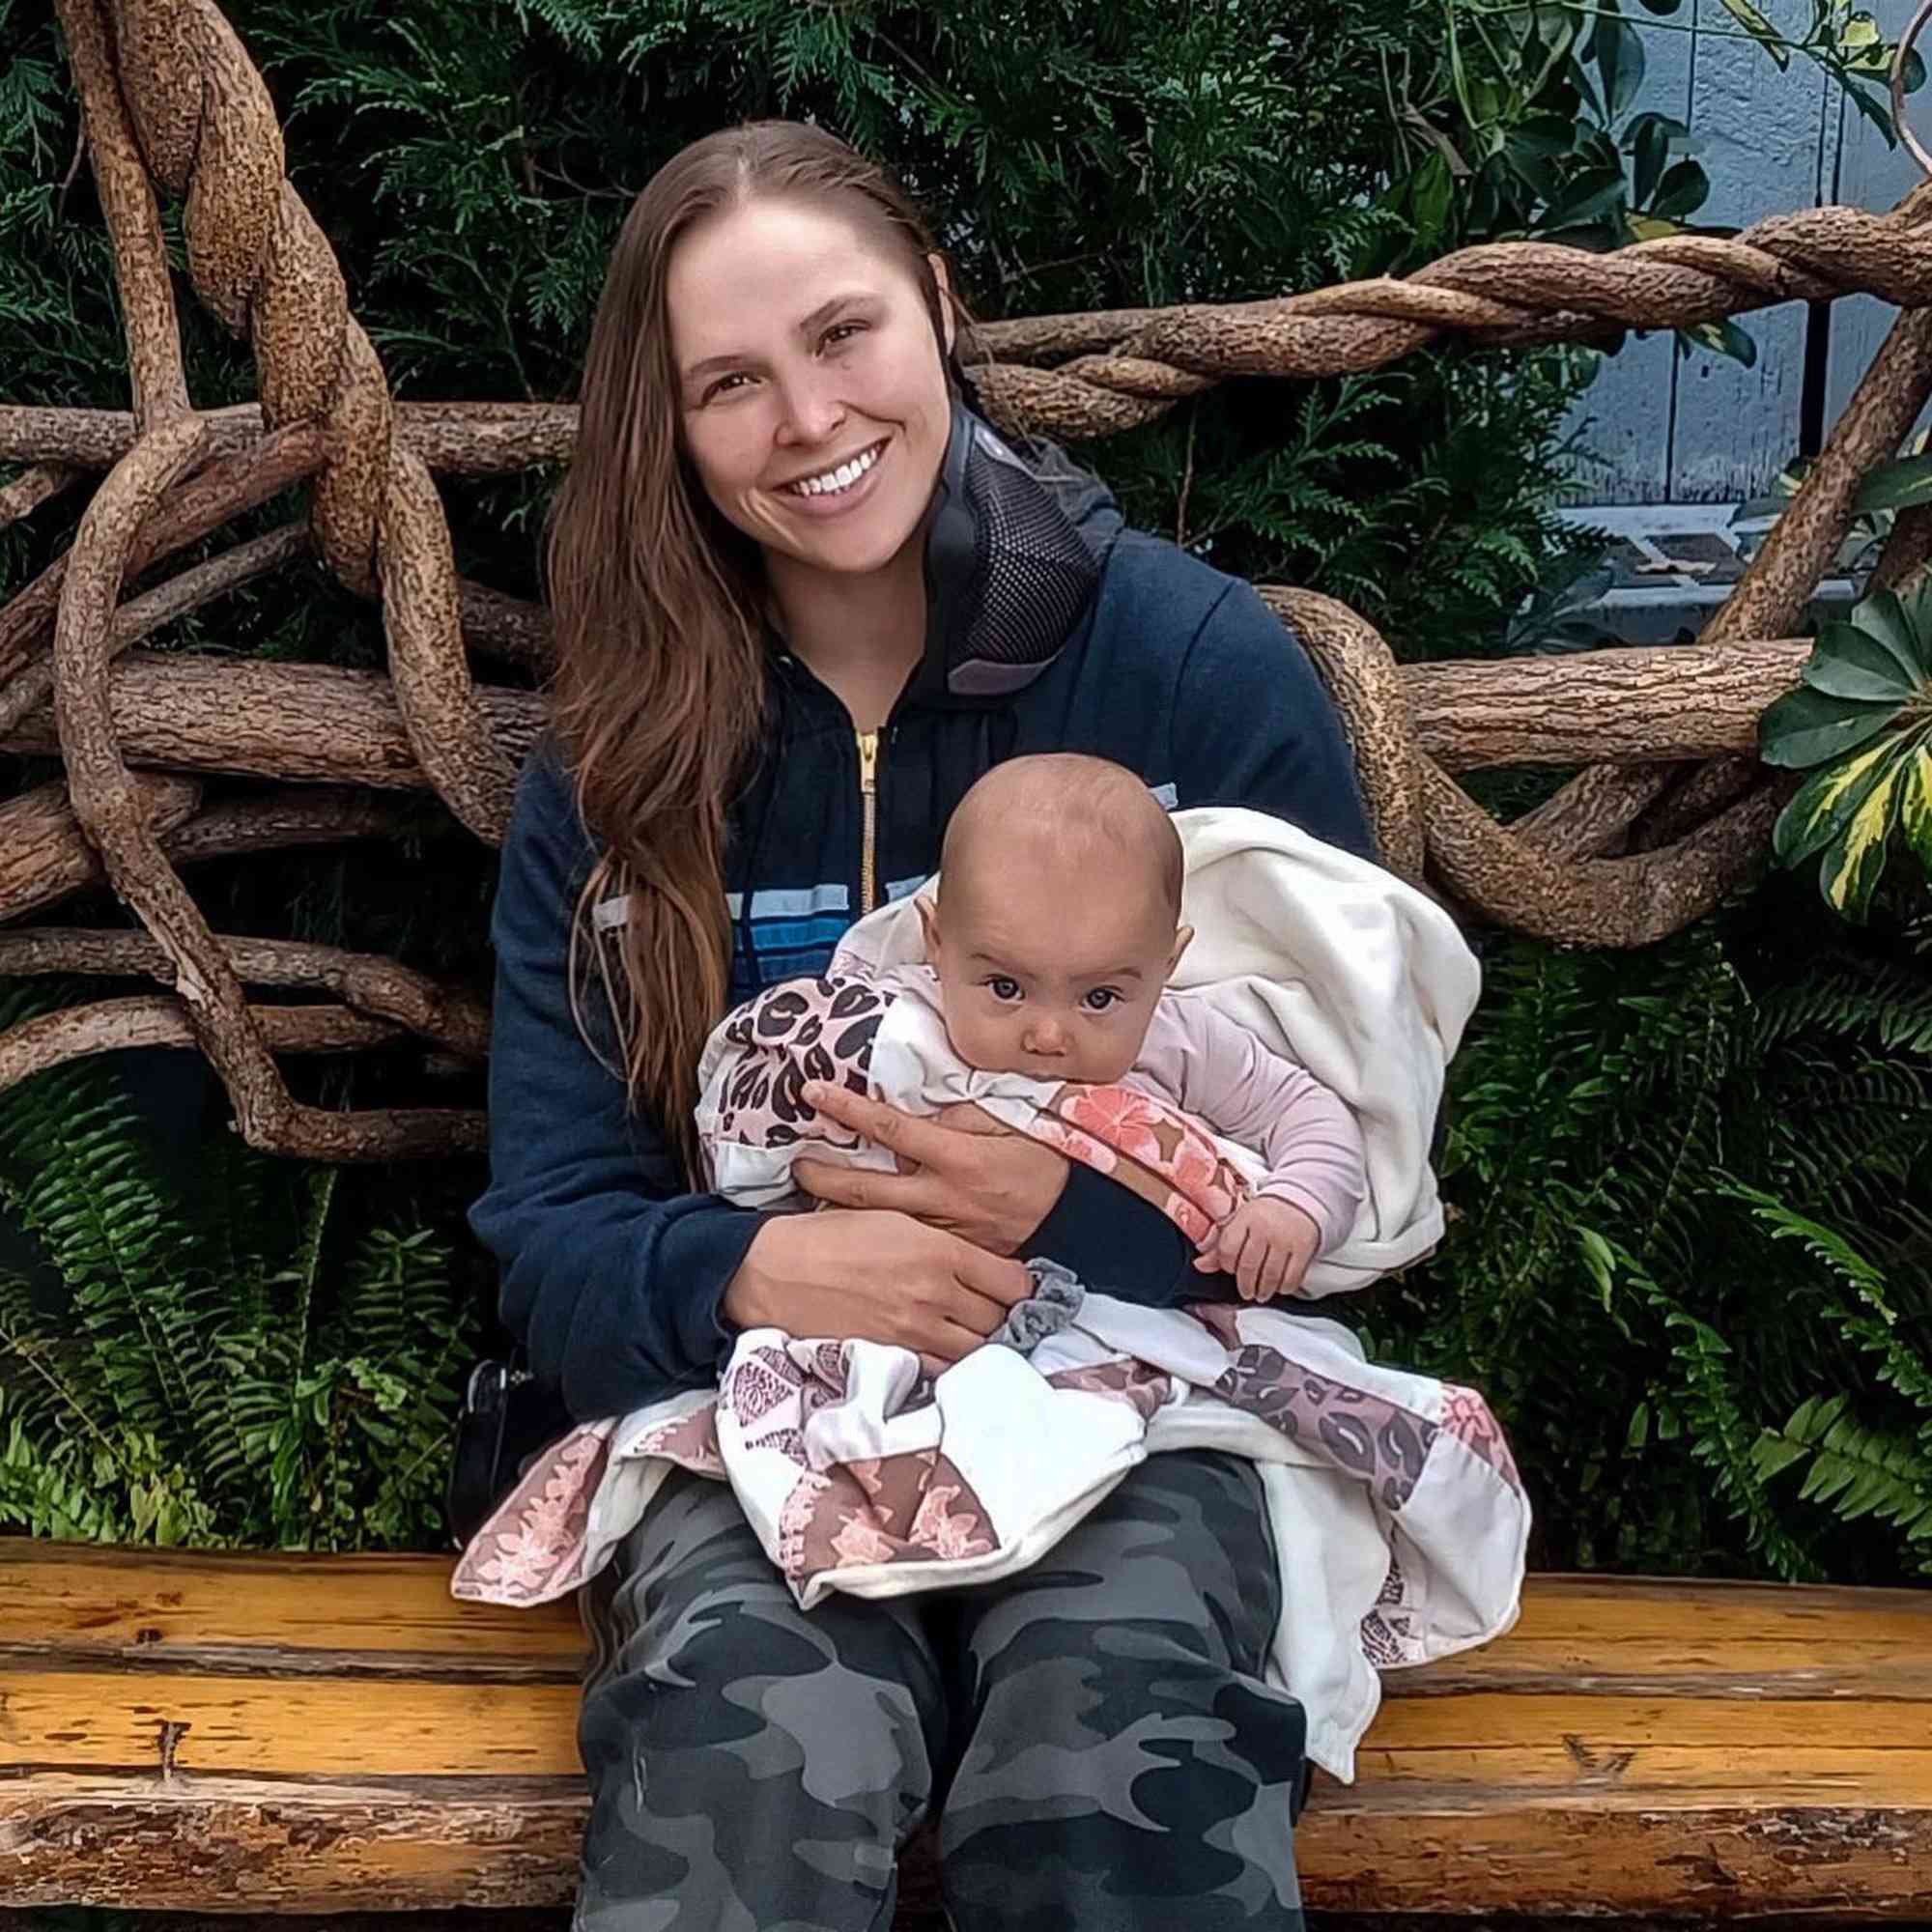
[1214,1224,1254,1297]
[1256,1243,1289,1299]
[1193,1226,1232,1273]
[1236,1236,1268,1302]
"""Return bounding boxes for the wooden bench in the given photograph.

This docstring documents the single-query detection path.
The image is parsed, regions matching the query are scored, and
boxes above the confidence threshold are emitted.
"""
[2,1541,1928,1919]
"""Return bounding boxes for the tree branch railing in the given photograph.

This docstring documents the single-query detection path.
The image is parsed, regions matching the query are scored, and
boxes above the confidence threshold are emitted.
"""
[4,0,1926,1155]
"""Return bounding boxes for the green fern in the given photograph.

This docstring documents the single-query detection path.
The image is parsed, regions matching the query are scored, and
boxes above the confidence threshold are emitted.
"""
[0,986,477,1550]
[1374,894,1932,1585]
[1754,1396,1932,1559]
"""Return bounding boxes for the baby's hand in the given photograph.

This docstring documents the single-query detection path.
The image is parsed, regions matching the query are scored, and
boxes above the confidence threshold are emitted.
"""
[1193,1197,1321,1302]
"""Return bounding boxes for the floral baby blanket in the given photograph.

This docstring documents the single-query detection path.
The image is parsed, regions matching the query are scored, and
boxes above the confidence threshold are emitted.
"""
[452,1282,1529,1783]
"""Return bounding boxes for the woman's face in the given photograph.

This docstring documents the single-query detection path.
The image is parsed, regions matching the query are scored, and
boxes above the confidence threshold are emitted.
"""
[667,196,954,578]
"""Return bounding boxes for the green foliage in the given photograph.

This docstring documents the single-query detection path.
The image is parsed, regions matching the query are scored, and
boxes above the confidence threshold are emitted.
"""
[1372,891,1932,1583]
[5,0,1929,1586]
[0,989,478,1549]
[0,0,1627,657]
[1761,582,1932,922]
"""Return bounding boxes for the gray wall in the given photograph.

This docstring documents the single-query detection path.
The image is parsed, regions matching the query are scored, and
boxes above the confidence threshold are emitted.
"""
[1563,0,1928,504]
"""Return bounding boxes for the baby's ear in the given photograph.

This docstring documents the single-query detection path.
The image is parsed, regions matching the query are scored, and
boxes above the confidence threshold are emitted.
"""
[917,895,942,959]
[1169,923,1195,977]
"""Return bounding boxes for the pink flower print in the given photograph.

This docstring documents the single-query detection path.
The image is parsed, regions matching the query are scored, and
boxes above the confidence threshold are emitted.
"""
[639,1407,724,1477]
[1056,1086,1170,1166]
[776,1471,831,1579]
[1033,1115,1119,1175]
[1165,1189,1214,1245]
[908,1482,994,1560]
[1440,1384,1523,1490]
[1171,1134,1244,1223]
[829,1512,900,1569]
[476,1524,562,1600]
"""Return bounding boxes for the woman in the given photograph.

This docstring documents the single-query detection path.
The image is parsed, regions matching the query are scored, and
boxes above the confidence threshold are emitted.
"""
[472,121,1373,1931]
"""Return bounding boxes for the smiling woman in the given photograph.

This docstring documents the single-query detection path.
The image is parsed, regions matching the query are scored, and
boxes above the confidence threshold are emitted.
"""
[668,196,958,700]
[471,118,1377,1930]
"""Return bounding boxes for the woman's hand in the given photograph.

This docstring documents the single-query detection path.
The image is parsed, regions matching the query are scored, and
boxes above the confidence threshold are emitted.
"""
[723,1207,1033,1377]
[791,1085,1069,1256]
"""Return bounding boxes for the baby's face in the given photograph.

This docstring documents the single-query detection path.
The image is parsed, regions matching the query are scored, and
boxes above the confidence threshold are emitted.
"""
[923,864,1185,1086]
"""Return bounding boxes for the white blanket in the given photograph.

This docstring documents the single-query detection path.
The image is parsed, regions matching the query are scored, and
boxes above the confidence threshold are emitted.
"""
[456,1292,1530,1781]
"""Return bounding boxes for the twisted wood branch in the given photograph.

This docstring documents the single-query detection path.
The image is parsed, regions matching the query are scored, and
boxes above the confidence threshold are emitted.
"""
[0,928,489,1060]
[0,783,410,926]
[99,0,514,841]
[0,464,82,529]
[8,0,1929,1154]
[46,414,469,1161]
[0,401,579,477]
[0,999,416,1092]
[964,208,1932,438]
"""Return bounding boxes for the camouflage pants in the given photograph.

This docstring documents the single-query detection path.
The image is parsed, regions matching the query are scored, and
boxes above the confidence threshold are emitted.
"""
[575,1448,1307,1931]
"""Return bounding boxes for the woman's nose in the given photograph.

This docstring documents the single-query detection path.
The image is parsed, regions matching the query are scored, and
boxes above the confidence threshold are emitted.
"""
[773,367,846,446]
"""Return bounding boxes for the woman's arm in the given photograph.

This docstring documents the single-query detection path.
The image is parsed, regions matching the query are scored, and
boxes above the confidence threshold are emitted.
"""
[469,749,770,1419]
[472,750,1029,1415]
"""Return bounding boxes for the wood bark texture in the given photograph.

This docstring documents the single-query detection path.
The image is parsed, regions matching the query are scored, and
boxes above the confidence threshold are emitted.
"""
[2,1547,1927,1917]
[2,0,1925,1148]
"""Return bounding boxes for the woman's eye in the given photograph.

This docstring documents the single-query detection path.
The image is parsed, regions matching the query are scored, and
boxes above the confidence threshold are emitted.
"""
[822,321,866,349]
[1082,988,1121,1012]
[988,978,1021,1003]
[701,372,753,403]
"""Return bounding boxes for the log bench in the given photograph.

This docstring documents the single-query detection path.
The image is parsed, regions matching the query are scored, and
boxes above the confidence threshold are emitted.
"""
[1,1542,1928,1919]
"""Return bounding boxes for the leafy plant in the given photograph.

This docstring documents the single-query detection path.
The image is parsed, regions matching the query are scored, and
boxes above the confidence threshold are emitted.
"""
[1761,582,1932,920]
[1743,1191,1932,1568]
[0,988,478,1549]
[1372,895,1932,1583]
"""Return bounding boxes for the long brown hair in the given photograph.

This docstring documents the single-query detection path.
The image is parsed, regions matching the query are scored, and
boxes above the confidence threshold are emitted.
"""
[547,122,958,1179]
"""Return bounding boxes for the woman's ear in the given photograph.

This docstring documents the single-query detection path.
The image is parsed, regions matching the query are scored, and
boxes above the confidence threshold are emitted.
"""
[928,253,957,356]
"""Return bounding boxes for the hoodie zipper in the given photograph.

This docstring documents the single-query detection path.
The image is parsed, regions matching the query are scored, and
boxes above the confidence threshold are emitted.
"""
[856,728,881,915]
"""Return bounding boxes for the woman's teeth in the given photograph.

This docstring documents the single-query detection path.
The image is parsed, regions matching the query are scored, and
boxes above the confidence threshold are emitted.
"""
[785,443,882,497]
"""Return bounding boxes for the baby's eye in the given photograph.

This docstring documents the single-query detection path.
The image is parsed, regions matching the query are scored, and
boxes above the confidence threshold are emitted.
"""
[1082,988,1122,1012]
[987,977,1022,1003]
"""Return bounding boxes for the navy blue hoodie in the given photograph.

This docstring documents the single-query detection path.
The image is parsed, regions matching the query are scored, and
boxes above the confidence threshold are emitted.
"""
[470,416,1374,1422]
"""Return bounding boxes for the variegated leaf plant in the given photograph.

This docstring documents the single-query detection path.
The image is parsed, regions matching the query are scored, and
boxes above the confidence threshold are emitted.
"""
[1759,583,1932,921]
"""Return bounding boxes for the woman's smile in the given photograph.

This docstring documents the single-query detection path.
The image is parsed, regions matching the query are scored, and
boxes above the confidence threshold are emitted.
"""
[773,436,892,517]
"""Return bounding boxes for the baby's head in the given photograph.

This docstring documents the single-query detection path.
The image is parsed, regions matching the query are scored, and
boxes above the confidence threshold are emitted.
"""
[919,754,1190,1084]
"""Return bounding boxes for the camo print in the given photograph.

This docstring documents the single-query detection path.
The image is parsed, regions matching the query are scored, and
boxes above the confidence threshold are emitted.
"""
[575,1449,1307,1931]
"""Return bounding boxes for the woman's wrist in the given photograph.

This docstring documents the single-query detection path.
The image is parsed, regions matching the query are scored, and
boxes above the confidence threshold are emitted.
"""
[722,1219,781,1330]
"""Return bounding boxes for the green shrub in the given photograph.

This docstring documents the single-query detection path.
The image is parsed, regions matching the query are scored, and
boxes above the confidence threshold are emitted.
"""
[0,989,478,1549]
[1374,886,1932,1584]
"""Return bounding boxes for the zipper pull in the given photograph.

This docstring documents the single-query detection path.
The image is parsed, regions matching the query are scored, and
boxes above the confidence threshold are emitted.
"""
[856,729,879,794]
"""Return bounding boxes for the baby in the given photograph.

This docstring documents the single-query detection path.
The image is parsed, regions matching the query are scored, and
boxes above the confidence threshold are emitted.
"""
[908,753,1366,1301]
